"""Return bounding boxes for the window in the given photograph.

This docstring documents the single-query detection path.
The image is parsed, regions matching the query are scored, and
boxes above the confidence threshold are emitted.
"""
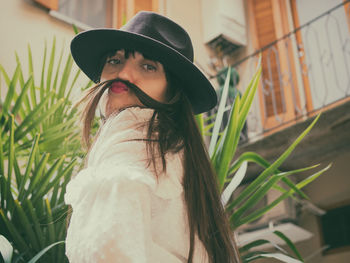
[320,203,350,253]
[34,0,158,29]
[57,0,113,28]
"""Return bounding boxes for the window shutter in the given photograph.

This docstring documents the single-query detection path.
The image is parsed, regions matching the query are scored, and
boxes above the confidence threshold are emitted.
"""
[252,0,284,117]
[34,0,58,10]
[116,0,158,28]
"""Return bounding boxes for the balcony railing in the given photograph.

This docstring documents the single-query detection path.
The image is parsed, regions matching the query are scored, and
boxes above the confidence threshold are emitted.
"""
[213,1,350,142]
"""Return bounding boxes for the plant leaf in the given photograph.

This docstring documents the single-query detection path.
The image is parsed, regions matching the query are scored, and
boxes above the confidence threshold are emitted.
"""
[0,235,13,263]
[27,241,65,263]
[208,67,231,156]
[221,161,247,206]
[274,231,304,262]
[246,252,302,263]
[227,114,321,212]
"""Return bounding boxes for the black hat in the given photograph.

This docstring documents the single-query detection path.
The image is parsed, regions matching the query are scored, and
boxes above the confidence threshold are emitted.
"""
[70,11,217,114]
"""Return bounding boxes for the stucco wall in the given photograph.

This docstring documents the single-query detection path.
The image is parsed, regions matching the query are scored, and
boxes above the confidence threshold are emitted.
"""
[163,0,213,80]
[0,0,88,100]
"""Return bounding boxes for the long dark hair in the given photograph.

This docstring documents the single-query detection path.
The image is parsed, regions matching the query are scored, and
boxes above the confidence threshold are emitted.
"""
[76,51,241,263]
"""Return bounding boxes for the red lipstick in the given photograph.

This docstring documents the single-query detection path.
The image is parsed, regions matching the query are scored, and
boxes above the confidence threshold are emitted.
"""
[110,81,129,94]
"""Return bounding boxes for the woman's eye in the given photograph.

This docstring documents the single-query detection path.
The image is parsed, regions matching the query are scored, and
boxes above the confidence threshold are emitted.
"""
[143,64,156,72]
[107,58,121,65]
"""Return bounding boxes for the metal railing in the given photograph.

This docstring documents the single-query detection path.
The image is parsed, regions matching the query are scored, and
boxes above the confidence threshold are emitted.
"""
[213,1,350,142]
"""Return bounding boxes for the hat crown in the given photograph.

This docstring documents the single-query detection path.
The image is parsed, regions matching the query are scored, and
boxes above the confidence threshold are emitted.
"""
[121,11,194,62]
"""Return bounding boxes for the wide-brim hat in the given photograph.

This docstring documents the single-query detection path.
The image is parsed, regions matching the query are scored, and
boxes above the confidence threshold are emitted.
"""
[70,11,217,114]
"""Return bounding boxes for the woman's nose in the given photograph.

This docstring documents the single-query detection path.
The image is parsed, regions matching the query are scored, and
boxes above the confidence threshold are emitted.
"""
[117,60,135,82]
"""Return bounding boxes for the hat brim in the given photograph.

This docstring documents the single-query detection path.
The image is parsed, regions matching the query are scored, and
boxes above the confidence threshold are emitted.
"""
[71,29,217,114]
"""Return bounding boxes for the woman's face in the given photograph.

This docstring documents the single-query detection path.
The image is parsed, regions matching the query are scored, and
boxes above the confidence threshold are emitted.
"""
[99,50,168,118]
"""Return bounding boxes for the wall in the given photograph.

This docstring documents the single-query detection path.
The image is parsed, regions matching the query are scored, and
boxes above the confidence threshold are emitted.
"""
[163,0,213,78]
[0,0,88,101]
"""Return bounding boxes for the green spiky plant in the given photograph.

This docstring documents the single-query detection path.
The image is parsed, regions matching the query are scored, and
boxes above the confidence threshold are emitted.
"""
[0,37,329,263]
[195,63,330,262]
[0,38,92,262]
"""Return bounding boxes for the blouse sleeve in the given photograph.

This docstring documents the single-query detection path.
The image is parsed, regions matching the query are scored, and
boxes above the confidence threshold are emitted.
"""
[65,109,184,262]
[65,164,183,263]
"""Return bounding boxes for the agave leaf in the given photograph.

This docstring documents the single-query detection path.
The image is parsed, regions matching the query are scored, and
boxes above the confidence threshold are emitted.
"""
[81,79,94,91]
[46,37,56,96]
[51,43,65,106]
[246,252,302,263]
[227,114,321,211]
[203,121,215,133]
[239,239,270,253]
[58,166,74,204]
[236,67,261,135]
[40,117,77,136]
[14,200,40,251]
[204,113,217,122]
[241,251,268,262]
[24,153,50,200]
[15,98,64,142]
[27,44,37,107]
[44,158,76,201]
[32,155,65,204]
[208,67,231,157]
[0,235,13,263]
[56,223,68,262]
[72,24,79,34]
[40,128,77,152]
[57,55,73,99]
[282,177,309,200]
[216,94,241,188]
[231,165,318,225]
[25,199,45,248]
[27,241,65,263]
[194,113,204,137]
[0,64,11,86]
[11,76,33,116]
[0,209,29,253]
[0,177,4,209]
[18,134,40,201]
[274,231,304,262]
[239,55,261,108]
[15,55,32,116]
[0,131,4,185]
[227,152,309,200]
[235,164,331,227]
[6,115,15,206]
[221,161,247,206]
[239,238,287,255]
[13,92,53,141]
[40,41,47,101]
[13,155,22,197]
[2,65,20,117]
[66,69,81,102]
[45,199,56,261]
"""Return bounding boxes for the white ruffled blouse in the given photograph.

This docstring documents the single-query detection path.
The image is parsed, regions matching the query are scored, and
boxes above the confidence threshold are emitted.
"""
[64,107,208,262]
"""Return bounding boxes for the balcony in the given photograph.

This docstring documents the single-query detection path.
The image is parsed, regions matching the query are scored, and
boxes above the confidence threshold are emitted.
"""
[215,2,350,179]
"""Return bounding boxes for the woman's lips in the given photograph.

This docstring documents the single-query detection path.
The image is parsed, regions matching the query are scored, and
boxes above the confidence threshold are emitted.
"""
[110,81,129,94]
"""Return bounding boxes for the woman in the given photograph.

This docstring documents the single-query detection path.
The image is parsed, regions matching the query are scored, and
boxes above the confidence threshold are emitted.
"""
[65,11,240,263]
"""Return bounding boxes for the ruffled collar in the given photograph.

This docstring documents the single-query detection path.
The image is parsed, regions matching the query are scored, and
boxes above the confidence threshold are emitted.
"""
[104,106,156,128]
[85,106,183,199]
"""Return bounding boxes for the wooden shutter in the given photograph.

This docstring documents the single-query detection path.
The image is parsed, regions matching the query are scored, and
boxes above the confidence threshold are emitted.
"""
[34,0,58,10]
[116,0,158,28]
[249,0,299,131]
[344,0,350,31]
[252,0,284,117]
